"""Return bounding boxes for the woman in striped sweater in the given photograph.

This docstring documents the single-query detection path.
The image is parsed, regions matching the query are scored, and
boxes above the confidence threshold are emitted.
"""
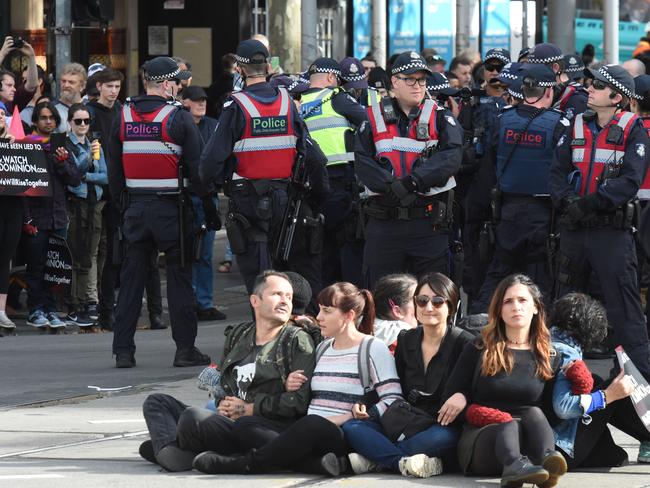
[193,282,422,476]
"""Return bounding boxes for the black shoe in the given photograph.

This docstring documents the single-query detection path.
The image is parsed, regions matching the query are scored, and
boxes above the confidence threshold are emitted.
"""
[197,307,227,321]
[98,314,114,332]
[298,452,341,476]
[155,442,195,472]
[139,440,156,465]
[173,346,211,367]
[85,303,99,321]
[149,313,167,330]
[500,456,548,488]
[538,450,568,488]
[115,352,136,368]
[193,450,255,474]
[66,310,94,327]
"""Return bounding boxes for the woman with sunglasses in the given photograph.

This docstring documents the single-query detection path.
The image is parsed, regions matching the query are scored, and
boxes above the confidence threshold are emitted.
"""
[443,274,566,487]
[342,272,472,476]
[64,103,107,329]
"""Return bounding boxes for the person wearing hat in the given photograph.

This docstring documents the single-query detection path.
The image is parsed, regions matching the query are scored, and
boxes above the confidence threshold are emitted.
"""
[496,62,525,105]
[368,67,391,98]
[550,64,650,382]
[355,50,462,287]
[107,56,216,369]
[200,40,323,305]
[301,57,368,287]
[553,54,588,120]
[469,64,571,314]
[340,56,374,107]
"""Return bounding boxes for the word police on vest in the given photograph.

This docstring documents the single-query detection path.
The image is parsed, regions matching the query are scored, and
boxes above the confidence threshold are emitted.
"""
[251,116,288,136]
[124,122,163,140]
[505,129,547,148]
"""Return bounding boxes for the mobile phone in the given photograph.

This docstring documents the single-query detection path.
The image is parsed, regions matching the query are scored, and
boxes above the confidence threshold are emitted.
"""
[50,133,67,153]
[270,56,280,72]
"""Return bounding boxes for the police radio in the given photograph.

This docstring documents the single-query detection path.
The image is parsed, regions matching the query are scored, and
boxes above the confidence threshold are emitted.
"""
[416,122,429,141]
[606,125,623,145]
[381,98,398,124]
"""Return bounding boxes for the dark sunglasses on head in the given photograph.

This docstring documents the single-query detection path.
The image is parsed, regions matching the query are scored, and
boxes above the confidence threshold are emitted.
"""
[72,118,91,125]
[414,295,446,308]
[591,79,609,91]
[484,63,504,73]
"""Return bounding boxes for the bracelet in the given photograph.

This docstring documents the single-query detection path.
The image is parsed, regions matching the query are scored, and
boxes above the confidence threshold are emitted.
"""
[601,389,607,409]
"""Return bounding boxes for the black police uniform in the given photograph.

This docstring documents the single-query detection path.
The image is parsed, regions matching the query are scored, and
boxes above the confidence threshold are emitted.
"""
[107,58,213,368]
[550,67,650,380]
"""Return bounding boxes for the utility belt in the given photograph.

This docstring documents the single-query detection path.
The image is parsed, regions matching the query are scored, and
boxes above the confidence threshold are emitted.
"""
[363,194,452,228]
[490,188,551,224]
[563,200,640,230]
[225,177,289,197]
[126,191,186,203]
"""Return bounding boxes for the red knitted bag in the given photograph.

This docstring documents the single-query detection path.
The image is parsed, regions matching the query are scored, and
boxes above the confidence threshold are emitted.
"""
[465,404,513,427]
[564,360,594,394]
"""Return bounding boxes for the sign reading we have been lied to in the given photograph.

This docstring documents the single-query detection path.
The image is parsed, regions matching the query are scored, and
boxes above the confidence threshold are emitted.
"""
[0,138,51,197]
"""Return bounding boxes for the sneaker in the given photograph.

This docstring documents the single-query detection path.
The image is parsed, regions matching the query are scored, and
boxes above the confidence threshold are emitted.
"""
[0,311,16,329]
[197,307,227,321]
[139,440,156,465]
[47,312,66,328]
[173,346,211,367]
[85,303,99,321]
[27,310,50,328]
[348,453,380,475]
[538,450,568,488]
[155,443,195,472]
[398,454,443,478]
[65,310,93,327]
[639,441,650,463]
[500,456,548,488]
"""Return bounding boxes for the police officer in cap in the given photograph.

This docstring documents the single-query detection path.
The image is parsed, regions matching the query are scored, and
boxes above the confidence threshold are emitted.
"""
[200,40,324,301]
[355,51,463,287]
[469,64,570,313]
[301,57,368,286]
[550,64,650,381]
[554,54,588,119]
[107,56,218,368]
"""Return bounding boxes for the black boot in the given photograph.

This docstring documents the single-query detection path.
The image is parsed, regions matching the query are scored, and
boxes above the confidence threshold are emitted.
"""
[193,450,257,474]
[296,452,341,477]
[139,440,156,464]
[538,450,568,488]
[500,456,548,488]
[174,346,211,367]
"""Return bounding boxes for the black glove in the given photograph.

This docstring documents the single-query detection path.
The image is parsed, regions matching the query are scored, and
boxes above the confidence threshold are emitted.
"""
[202,196,222,231]
[564,194,600,223]
[388,176,418,207]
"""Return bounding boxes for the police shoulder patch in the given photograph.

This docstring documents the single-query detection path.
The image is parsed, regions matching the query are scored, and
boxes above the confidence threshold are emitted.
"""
[445,115,456,126]
[557,135,566,147]
[637,143,646,158]
[223,100,233,108]
[559,117,570,126]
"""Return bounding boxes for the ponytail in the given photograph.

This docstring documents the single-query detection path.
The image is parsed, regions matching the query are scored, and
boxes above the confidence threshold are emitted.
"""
[357,289,376,335]
[317,282,376,335]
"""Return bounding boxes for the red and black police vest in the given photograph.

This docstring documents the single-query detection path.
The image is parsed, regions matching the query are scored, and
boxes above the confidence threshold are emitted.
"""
[120,102,185,191]
[570,111,637,196]
[638,117,650,200]
[557,83,579,112]
[230,87,297,180]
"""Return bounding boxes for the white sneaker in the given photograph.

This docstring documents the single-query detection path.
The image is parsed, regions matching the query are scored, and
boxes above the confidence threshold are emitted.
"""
[348,453,379,475]
[0,311,15,329]
[398,454,443,478]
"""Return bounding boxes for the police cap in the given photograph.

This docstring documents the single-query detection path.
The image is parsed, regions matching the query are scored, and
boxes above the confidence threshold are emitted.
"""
[181,85,208,101]
[584,64,635,99]
[507,77,525,101]
[528,43,563,65]
[143,57,191,82]
[235,39,270,65]
[484,48,511,65]
[270,75,310,95]
[497,62,523,85]
[368,67,390,91]
[340,57,368,89]
[391,51,432,76]
[563,54,585,80]
[308,57,342,77]
[426,72,457,96]
[633,74,650,101]
[518,47,530,62]
[518,63,557,87]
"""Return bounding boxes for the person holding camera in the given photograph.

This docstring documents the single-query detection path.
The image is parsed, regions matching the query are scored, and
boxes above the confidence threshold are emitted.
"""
[0,35,39,113]
[64,103,107,328]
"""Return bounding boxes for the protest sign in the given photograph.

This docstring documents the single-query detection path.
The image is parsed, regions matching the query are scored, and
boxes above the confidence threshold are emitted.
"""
[44,235,73,296]
[616,346,650,433]
[0,139,51,197]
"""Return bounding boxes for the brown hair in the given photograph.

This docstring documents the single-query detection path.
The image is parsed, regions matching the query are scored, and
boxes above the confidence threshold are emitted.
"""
[480,274,553,380]
[317,282,376,335]
[414,272,460,324]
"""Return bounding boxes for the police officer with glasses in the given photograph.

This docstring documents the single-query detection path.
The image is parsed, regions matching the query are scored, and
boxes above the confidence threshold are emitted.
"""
[550,64,650,381]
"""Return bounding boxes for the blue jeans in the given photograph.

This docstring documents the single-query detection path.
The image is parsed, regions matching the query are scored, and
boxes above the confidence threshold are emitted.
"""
[191,195,217,310]
[342,419,460,471]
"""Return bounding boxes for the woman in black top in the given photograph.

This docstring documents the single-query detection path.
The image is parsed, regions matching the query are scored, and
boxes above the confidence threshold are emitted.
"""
[342,273,473,475]
[443,274,567,488]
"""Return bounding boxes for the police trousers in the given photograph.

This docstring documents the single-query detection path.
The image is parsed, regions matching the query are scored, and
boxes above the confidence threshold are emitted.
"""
[556,226,650,381]
[112,198,197,355]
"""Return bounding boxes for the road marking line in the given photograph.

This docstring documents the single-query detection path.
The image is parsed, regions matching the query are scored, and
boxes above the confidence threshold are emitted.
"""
[87,419,145,424]
[0,474,65,479]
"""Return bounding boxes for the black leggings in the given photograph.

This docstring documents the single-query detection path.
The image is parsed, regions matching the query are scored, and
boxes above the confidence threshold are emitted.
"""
[469,406,556,476]
[0,197,23,294]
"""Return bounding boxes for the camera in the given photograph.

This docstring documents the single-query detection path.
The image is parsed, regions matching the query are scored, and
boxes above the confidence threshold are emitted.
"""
[12,36,24,49]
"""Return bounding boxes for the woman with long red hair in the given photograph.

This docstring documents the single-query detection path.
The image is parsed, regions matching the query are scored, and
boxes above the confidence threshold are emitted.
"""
[442,274,567,488]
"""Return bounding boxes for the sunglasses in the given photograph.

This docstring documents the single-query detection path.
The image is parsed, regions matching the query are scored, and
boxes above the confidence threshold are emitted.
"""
[72,118,91,125]
[591,79,609,91]
[484,63,504,73]
[414,295,446,308]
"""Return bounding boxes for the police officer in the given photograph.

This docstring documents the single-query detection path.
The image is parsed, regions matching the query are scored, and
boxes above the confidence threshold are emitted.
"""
[550,64,650,381]
[469,64,570,313]
[462,48,511,305]
[107,56,218,368]
[301,57,368,286]
[554,54,588,119]
[355,51,463,287]
[200,40,325,301]
[340,56,379,108]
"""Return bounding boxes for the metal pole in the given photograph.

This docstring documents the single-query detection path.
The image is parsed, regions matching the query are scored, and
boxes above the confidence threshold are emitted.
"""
[547,0,575,55]
[522,0,528,49]
[301,0,318,70]
[372,0,386,68]
[456,0,470,53]
[603,0,619,64]
[55,0,71,98]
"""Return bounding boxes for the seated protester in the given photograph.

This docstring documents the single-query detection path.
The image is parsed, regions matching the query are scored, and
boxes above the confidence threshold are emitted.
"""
[443,274,567,488]
[372,273,418,352]
[139,271,316,472]
[22,101,81,329]
[193,282,409,477]
[343,272,473,477]
[64,103,108,328]
[548,293,650,468]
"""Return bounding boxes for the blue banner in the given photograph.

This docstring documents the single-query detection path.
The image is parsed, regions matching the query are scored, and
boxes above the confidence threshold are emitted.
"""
[389,0,422,56]
[353,0,372,60]
[422,0,455,61]
[481,0,510,57]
